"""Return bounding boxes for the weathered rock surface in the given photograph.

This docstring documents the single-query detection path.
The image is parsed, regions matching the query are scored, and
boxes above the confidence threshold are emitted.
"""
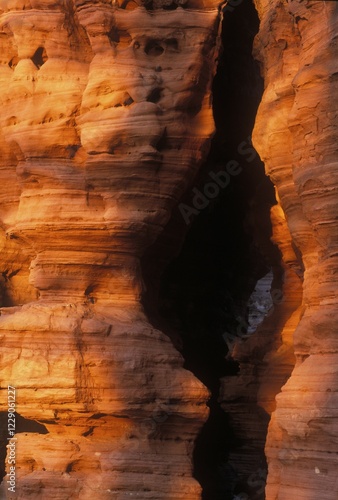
[220,197,303,489]
[251,0,338,498]
[1,0,337,498]
[0,1,222,498]
[219,1,338,498]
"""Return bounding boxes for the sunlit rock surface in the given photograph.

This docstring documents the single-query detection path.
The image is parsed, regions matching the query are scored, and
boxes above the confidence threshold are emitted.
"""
[219,1,338,498]
[0,0,337,498]
[0,1,222,498]
[252,0,338,498]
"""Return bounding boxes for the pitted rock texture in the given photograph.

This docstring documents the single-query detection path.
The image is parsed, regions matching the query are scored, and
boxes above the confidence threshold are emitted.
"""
[252,1,338,498]
[219,1,338,498]
[0,1,222,498]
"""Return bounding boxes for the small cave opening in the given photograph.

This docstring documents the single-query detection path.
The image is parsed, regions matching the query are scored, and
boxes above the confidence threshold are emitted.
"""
[0,412,49,484]
[141,1,283,499]
[31,46,48,69]
[145,39,165,56]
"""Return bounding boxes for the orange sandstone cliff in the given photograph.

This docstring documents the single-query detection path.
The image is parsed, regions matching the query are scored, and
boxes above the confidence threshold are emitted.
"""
[0,0,337,499]
[0,1,221,498]
[252,0,338,498]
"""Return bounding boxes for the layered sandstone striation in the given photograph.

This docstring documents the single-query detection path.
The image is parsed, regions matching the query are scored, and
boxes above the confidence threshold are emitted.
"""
[219,1,338,498]
[220,206,303,484]
[251,0,338,498]
[0,0,337,499]
[0,1,223,498]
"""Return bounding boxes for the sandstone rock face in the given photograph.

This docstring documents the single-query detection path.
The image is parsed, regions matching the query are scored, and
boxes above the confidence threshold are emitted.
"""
[0,1,222,498]
[219,192,303,491]
[1,0,337,499]
[252,0,338,498]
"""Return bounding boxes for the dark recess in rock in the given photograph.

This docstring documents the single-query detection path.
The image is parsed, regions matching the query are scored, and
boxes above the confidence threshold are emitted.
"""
[142,1,280,498]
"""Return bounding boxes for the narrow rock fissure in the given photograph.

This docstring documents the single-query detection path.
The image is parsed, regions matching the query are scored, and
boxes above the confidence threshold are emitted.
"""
[142,1,282,499]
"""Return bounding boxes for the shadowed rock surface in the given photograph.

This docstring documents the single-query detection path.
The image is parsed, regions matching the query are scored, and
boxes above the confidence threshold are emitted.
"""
[0,0,337,499]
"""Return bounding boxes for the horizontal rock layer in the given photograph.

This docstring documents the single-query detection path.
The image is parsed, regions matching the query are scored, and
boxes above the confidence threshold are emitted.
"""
[0,1,222,498]
[252,0,338,498]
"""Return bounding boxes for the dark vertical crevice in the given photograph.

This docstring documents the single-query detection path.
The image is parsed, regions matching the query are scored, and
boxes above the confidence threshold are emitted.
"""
[142,1,281,499]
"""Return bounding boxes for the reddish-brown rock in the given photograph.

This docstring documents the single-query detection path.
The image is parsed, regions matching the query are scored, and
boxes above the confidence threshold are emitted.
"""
[252,0,338,498]
[0,0,337,499]
[219,1,338,498]
[0,1,222,498]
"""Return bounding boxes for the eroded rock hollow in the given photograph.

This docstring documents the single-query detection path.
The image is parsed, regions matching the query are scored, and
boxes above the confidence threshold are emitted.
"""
[0,0,337,499]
